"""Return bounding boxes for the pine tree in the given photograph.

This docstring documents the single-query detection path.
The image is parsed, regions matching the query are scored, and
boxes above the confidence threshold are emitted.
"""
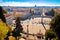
[12,17,23,40]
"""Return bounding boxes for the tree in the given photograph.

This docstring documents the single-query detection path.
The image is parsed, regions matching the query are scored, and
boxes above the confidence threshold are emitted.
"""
[45,30,56,40]
[2,8,7,13]
[0,19,9,40]
[12,17,23,40]
[0,6,6,23]
[45,8,55,17]
[50,12,60,40]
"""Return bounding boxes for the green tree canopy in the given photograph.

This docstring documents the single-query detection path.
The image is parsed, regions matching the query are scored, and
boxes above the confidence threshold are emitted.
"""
[50,12,60,40]
[45,30,56,40]
[0,6,6,23]
[0,19,9,40]
[45,8,55,17]
[12,17,23,40]
[2,8,7,13]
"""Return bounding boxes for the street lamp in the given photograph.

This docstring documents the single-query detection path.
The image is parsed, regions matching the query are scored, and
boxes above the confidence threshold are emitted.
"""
[26,20,29,37]
[27,25,29,37]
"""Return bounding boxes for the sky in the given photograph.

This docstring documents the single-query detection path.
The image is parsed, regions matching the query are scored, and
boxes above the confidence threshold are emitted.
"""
[0,0,60,6]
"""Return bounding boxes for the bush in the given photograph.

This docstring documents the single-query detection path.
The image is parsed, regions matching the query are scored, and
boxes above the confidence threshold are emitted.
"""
[45,30,56,40]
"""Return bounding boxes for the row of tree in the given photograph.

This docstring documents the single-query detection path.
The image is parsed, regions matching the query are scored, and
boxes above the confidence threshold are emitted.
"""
[45,9,55,17]
[45,9,60,40]
[0,6,9,40]
[0,6,23,40]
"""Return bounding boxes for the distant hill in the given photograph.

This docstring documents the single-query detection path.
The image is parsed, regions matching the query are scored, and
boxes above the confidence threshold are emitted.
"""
[2,6,60,8]
[2,6,60,12]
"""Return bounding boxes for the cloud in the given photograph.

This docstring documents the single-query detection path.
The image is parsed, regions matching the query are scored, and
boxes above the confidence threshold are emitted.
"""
[0,2,35,7]
[36,3,60,6]
[0,2,60,6]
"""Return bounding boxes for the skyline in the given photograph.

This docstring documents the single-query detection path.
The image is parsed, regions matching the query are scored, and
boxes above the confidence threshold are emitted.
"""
[0,0,60,6]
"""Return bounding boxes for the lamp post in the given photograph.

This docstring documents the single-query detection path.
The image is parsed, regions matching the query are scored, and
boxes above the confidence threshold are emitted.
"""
[27,25,29,37]
[26,20,29,40]
[26,20,29,37]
